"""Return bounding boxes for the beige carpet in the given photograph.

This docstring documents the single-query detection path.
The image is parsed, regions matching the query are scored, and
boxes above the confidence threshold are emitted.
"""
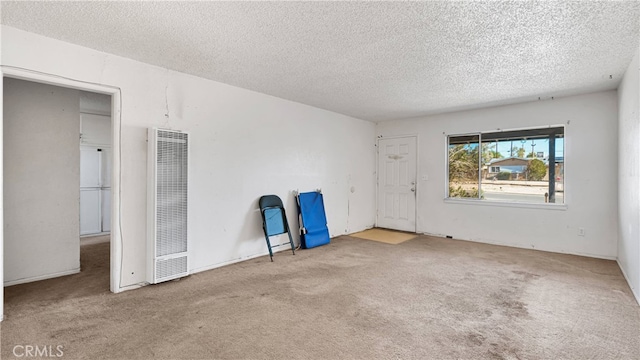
[1,235,639,359]
[349,228,417,244]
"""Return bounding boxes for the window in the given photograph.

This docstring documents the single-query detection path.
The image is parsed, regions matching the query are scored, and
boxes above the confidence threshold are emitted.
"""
[447,126,564,204]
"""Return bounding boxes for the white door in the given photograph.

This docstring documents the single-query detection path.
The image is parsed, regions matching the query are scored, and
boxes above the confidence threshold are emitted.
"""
[377,136,417,232]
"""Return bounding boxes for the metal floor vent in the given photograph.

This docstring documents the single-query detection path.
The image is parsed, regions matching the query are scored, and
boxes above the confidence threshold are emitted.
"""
[156,256,188,281]
[148,128,189,284]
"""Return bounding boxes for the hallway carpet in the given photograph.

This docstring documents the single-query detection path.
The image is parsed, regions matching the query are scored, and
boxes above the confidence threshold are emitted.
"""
[1,235,638,359]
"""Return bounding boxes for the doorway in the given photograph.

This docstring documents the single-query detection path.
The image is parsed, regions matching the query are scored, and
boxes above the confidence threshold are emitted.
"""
[1,67,123,322]
[3,79,112,286]
[0,65,124,321]
[377,136,417,232]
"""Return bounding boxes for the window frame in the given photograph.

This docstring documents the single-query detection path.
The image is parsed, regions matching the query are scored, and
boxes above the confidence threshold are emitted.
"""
[445,125,566,208]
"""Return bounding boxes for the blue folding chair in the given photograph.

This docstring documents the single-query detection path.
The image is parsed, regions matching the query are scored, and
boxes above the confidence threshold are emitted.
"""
[259,195,296,261]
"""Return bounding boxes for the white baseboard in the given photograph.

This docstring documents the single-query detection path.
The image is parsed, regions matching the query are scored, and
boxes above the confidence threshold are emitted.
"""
[420,231,617,261]
[616,259,640,306]
[3,268,80,287]
[80,231,110,238]
[346,225,376,235]
[189,228,374,276]
[190,249,285,275]
[189,228,377,276]
[114,282,146,293]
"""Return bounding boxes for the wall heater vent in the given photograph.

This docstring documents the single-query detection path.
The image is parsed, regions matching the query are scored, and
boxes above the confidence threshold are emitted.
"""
[148,128,189,284]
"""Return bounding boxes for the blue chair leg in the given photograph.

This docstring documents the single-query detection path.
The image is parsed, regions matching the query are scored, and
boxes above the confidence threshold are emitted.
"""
[287,230,295,255]
[264,234,274,262]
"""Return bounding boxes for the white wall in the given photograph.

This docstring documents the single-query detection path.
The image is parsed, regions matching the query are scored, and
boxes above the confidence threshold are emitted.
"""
[1,26,376,289]
[618,47,640,303]
[80,91,111,146]
[377,91,619,259]
[3,78,81,285]
[80,91,111,116]
[80,114,111,146]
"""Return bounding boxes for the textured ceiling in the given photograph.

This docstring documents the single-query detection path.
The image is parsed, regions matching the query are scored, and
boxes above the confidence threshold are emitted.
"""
[2,1,639,122]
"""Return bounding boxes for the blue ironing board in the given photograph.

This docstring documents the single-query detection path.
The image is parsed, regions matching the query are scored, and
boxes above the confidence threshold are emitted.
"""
[297,191,330,249]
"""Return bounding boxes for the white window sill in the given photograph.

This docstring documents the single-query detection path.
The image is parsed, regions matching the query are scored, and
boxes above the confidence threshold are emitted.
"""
[443,197,568,210]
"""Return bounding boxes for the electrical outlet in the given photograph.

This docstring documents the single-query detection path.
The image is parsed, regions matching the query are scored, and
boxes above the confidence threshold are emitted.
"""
[578,228,585,236]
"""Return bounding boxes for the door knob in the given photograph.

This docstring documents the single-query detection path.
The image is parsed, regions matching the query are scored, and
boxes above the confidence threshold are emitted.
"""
[410,188,415,192]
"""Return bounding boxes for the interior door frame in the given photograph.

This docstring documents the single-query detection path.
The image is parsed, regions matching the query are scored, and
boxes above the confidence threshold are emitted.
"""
[1,66,124,322]
[376,134,419,233]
